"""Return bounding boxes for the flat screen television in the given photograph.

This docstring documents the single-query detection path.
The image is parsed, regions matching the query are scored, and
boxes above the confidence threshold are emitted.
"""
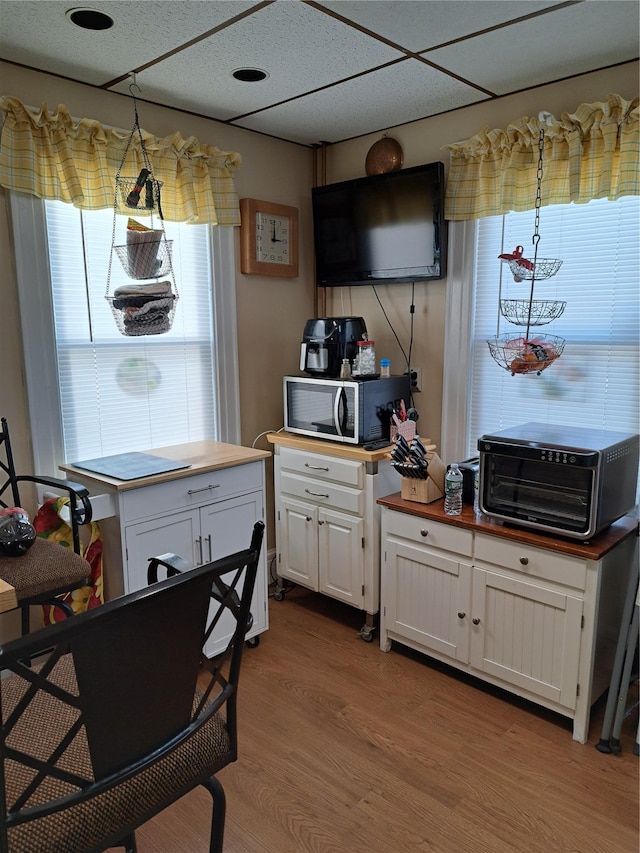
[312,161,447,287]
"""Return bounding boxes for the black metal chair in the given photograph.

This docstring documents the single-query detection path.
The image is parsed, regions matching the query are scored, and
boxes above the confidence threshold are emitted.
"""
[0,520,264,853]
[0,416,93,634]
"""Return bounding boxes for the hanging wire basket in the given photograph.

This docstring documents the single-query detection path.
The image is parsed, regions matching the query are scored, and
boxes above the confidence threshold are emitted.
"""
[499,299,567,326]
[116,175,163,213]
[107,286,179,337]
[113,239,173,280]
[487,333,566,375]
[507,257,563,281]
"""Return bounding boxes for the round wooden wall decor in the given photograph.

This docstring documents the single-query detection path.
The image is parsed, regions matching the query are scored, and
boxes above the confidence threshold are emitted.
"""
[365,136,404,176]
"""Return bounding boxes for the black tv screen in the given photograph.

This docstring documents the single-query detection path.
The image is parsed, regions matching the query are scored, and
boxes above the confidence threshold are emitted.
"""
[312,162,447,287]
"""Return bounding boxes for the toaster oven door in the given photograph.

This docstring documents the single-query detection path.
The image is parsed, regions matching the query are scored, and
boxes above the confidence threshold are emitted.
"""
[480,453,595,537]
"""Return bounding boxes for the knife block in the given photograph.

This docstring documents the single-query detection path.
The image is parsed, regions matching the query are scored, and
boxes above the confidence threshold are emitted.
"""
[400,451,445,504]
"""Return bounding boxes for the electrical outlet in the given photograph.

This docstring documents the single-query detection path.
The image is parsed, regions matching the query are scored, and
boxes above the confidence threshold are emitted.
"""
[409,368,422,392]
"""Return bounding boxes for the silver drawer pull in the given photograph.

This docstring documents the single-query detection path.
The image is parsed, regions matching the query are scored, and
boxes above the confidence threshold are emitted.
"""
[420,529,429,537]
[472,617,481,625]
[519,556,529,566]
[305,463,330,471]
[457,611,466,620]
[305,488,329,498]
[187,484,221,496]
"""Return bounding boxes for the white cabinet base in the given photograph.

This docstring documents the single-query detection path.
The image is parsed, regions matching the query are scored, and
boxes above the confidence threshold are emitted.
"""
[60,442,270,658]
[379,498,637,743]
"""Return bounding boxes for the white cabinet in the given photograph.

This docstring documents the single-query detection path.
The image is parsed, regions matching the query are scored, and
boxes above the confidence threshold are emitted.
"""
[268,434,396,641]
[379,498,637,742]
[60,442,270,658]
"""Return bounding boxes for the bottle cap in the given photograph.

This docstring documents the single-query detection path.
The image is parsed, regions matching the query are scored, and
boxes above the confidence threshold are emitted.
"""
[380,358,390,366]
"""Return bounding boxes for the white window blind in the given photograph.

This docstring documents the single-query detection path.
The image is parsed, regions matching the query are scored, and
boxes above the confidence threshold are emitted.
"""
[44,201,217,463]
[466,195,639,457]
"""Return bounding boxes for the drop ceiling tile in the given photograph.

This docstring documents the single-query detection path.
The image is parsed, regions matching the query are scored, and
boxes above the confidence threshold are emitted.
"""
[108,1,405,120]
[233,58,489,145]
[317,0,557,52]
[0,1,261,86]
[427,2,640,95]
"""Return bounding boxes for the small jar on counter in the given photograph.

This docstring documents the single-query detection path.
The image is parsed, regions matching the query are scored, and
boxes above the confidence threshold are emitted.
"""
[339,358,352,379]
[380,358,390,377]
[354,340,376,375]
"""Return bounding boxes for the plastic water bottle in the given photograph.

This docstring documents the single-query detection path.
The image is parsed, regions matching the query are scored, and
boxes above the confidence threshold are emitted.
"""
[444,463,463,516]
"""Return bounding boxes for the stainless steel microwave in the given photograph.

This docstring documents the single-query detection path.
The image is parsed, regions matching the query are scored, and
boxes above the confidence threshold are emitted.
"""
[283,375,411,445]
[477,423,639,540]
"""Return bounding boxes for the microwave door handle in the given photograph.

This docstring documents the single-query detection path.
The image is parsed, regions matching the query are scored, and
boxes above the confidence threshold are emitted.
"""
[333,387,345,436]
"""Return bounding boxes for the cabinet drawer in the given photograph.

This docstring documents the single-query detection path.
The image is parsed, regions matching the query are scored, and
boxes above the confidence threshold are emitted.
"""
[279,446,363,488]
[384,510,473,558]
[474,533,586,590]
[121,461,263,521]
[280,471,363,515]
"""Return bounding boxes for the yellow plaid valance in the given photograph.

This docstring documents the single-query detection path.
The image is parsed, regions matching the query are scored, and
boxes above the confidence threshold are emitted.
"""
[0,96,242,225]
[443,94,639,220]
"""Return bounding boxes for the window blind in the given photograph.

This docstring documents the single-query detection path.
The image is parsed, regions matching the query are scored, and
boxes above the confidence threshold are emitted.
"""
[467,196,639,456]
[44,201,217,462]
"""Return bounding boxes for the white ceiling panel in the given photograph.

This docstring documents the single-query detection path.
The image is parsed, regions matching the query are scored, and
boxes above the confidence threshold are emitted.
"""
[235,58,489,145]
[108,1,404,120]
[317,0,558,52]
[0,0,637,145]
[427,1,640,95]
[0,1,261,86]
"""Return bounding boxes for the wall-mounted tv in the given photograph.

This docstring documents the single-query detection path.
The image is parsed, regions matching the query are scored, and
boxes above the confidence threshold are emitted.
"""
[312,161,447,287]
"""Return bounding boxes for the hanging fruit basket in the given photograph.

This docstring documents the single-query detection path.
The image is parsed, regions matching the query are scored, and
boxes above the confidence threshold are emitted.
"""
[506,257,563,281]
[499,298,566,326]
[105,84,179,337]
[487,333,565,375]
[488,124,566,374]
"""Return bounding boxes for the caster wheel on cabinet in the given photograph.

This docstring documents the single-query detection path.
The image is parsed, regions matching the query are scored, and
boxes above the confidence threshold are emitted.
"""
[273,587,285,602]
[359,625,375,643]
[246,635,261,648]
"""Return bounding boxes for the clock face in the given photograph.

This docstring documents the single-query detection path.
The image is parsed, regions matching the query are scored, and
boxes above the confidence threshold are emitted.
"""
[255,212,290,264]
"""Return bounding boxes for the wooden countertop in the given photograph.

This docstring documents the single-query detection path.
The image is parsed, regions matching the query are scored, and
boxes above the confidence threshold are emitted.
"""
[377,493,639,561]
[59,440,271,492]
[266,430,393,462]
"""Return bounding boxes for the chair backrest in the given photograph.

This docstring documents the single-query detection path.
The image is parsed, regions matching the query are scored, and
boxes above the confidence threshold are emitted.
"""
[0,520,264,844]
[0,419,21,510]
[0,417,92,553]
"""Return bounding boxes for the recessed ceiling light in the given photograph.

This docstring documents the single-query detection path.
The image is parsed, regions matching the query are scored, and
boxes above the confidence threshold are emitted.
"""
[232,68,268,83]
[66,7,114,30]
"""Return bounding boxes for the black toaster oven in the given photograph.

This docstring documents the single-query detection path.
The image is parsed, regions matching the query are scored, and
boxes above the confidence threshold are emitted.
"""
[478,422,639,540]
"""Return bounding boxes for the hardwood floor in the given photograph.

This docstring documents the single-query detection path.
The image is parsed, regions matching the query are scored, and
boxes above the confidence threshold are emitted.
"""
[130,586,639,853]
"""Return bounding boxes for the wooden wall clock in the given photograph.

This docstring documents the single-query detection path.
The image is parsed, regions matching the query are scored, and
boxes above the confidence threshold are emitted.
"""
[239,198,299,277]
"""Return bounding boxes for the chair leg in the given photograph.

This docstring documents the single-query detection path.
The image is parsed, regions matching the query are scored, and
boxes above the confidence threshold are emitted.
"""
[119,831,137,852]
[21,603,30,636]
[202,775,226,853]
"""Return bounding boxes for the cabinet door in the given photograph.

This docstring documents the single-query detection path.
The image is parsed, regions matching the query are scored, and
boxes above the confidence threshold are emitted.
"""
[278,496,318,589]
[470,568,583,709]
[200,491,267,657]
[383,537,471,663]
[318,507,364,609]
[124,510,199,593]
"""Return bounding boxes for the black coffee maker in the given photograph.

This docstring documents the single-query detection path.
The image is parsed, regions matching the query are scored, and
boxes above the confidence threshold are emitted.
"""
[300,317,367,377]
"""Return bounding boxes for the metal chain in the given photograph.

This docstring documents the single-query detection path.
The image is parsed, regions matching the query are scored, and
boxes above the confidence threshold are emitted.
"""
[532,127,545,252]
[524,126,545,340]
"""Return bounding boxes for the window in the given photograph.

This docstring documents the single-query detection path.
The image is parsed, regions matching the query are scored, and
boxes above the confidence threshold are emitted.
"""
[10,193,240,477]
[443,196,640,461]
